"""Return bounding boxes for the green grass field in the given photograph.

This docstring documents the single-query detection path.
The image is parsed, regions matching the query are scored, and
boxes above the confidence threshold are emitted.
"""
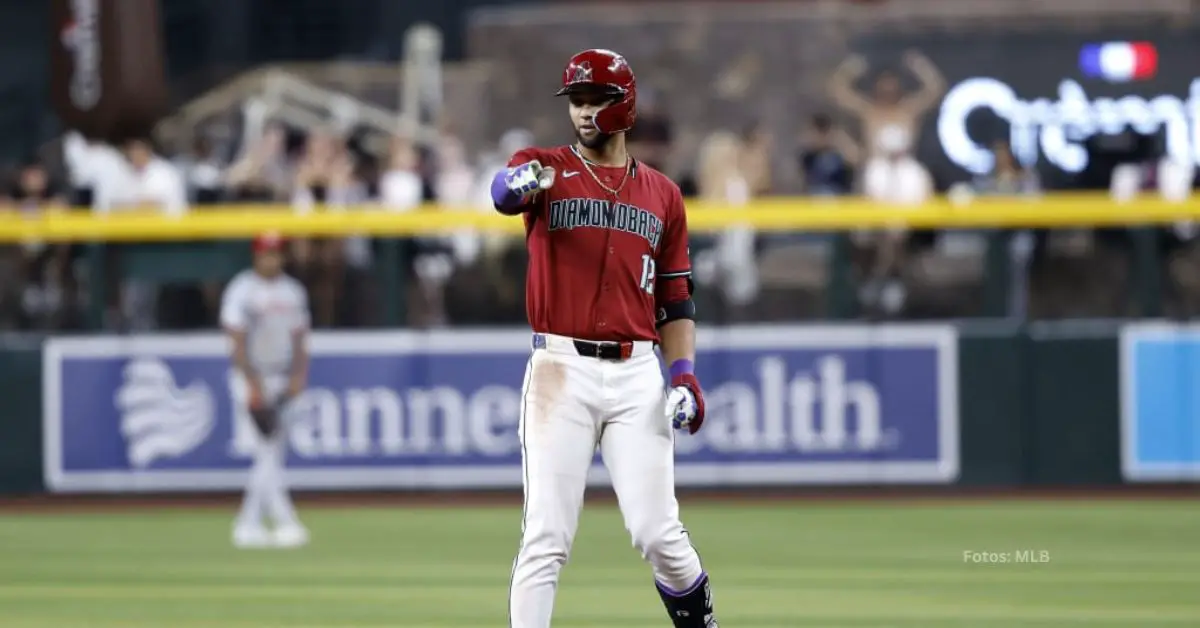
[0,499,1198,627]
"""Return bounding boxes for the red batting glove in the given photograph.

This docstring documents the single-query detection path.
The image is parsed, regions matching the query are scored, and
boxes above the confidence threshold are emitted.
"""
[674,373,706,434]
[669,359,706,434]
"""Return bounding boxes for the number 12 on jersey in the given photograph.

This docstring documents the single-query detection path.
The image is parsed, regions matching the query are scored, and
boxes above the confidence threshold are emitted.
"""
[639,254,656,294]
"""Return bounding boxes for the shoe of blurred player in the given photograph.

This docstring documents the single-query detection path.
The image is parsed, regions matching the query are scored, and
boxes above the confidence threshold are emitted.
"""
[232,524,272,549]
[272,523,310,548]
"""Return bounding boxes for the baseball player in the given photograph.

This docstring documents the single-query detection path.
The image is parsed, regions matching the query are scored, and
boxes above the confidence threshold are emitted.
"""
[491,49,717,628]
[220,232,311,549]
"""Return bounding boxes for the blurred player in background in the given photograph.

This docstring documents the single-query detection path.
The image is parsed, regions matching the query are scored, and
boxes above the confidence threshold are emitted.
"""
[220,232,311,549]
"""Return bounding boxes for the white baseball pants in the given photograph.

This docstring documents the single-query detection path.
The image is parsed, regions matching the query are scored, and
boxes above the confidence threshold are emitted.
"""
[508,333,705,628]
[233,373,301,531]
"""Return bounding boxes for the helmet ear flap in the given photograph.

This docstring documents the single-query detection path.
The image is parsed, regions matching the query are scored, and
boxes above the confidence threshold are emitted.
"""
[591,90,636,134]
[558,49,637,133]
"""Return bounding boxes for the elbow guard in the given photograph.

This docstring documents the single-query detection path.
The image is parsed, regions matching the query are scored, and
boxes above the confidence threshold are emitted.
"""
[656,298,696,327]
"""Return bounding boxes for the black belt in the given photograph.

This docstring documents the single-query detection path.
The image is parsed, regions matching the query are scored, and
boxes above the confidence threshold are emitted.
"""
[572,339,634,361]
[532,334,637,361]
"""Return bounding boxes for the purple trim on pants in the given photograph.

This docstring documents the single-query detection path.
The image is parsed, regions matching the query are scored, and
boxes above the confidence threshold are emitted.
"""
[655,571,707,597]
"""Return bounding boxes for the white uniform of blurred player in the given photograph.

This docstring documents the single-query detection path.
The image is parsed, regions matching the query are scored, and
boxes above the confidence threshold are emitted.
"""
[220,232,311,549]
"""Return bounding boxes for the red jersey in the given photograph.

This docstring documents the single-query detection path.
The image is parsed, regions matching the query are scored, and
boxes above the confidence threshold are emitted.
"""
[504,145,692,342]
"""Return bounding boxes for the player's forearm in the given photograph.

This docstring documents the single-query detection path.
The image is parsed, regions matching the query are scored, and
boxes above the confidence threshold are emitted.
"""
[658,318,696,369]
[289,356,308,383]
[233,354,257,381]
[289,334,309,384]
[229,335,259,383]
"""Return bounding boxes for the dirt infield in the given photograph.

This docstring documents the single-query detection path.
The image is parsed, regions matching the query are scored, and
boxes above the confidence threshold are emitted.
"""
[1,484,1197,514]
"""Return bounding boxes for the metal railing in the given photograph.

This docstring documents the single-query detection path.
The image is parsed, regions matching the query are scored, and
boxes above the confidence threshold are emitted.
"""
[155,23,448,156]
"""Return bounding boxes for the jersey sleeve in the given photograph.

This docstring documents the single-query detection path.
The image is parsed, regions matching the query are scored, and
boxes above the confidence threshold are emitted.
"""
[219,277,249,331]
[506,148,542,169]
[655,184,693,306]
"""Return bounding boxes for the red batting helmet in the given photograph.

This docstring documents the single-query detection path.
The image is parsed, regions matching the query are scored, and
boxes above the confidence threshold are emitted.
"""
[555,49,637,134]
[252,231,285,253]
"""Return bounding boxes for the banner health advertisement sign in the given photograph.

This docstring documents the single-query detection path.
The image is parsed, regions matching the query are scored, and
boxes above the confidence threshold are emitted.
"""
[1121,323,1200,482]
[43,325,959,492]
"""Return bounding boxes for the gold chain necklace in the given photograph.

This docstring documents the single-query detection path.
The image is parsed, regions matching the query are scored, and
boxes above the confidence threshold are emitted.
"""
[575,146,631,199]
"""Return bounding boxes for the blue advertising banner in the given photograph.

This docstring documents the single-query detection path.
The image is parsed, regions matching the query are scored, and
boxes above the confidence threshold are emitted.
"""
[43,325,959,492]
[1121,323,1200,482]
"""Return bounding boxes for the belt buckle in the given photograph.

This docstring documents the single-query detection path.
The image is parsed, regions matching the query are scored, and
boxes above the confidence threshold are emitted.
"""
[599,341,632,361]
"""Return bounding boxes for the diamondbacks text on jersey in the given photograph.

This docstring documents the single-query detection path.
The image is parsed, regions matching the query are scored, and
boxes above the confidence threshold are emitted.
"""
[504,145,691,342]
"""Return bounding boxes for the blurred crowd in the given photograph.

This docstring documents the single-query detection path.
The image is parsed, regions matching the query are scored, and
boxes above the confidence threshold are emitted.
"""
[2,48,1198,333]
[0,121,540,332]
